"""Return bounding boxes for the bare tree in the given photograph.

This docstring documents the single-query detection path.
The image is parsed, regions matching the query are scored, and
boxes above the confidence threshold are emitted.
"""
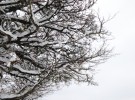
[0,0,111,100]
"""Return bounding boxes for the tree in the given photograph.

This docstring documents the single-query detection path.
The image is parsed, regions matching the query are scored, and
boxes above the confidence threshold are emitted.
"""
[0,0,111,100]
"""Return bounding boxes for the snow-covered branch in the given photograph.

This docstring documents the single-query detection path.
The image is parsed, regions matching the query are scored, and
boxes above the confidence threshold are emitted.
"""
[0,26,17,40]
[0,0,111,99]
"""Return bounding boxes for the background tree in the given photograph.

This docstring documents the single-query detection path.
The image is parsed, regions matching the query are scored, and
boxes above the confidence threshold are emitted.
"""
[0,0,111,100]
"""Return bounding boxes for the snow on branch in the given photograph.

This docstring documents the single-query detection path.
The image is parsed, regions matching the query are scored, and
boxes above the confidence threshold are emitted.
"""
[0,0,111,99]
[0,26,17,40]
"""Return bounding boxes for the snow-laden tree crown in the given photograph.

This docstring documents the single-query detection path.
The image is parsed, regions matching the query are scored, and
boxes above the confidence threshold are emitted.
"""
[0,0,111,100]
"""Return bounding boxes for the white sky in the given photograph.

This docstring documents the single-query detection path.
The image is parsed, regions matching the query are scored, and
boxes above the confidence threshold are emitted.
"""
[39,0,135,100]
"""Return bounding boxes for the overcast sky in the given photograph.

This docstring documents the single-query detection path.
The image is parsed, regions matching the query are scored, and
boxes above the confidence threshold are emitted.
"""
[39,0,135,100]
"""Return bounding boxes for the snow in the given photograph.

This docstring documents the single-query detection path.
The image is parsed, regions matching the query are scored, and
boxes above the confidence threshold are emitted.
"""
[30,41,57,47]
[0,86,30,99]
[0,52,20,67]
[0,94,18,99]
[0,0,95,99]
[16,25,37,37]
[0,0,20,11]
[9,52,18,62]
[31,9,41,26]
[13,65,40,75]
[0,26,17,40]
